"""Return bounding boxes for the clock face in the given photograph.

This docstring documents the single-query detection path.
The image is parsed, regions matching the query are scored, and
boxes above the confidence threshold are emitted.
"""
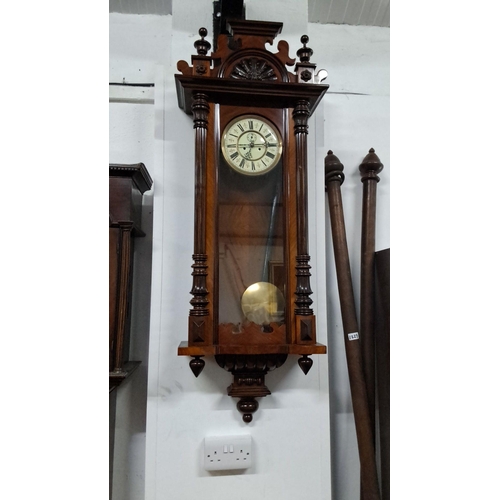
[221,115,283,175]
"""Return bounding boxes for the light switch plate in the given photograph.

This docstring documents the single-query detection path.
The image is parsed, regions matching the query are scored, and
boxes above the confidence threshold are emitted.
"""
[204,435,252,471]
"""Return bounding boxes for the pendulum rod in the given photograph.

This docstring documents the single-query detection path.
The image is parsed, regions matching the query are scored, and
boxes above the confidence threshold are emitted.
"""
[261,183,281,283]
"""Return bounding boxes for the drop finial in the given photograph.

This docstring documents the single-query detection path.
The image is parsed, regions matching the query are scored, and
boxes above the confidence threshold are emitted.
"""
[189,356,205,377]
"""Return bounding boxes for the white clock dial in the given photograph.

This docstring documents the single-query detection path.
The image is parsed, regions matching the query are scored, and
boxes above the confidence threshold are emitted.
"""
[221,115,283,175]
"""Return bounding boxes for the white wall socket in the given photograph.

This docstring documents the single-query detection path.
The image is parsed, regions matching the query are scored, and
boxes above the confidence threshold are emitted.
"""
[204,435,252,471]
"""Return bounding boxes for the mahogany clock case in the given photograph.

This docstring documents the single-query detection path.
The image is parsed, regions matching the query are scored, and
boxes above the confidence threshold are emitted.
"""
[175,20,329,421]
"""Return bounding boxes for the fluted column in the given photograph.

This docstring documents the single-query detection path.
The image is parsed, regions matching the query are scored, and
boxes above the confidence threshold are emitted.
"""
[293,99,313,316]
[188,93,210,350]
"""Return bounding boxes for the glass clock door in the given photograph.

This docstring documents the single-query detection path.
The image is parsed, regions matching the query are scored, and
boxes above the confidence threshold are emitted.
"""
[217,151,286,340]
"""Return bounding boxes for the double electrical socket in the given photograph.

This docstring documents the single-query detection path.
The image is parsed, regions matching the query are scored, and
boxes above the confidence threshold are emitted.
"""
[204,435,252,471]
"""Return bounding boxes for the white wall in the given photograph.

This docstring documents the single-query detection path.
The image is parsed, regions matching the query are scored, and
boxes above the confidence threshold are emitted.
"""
[109,13,171,500]
[110,6,389,500]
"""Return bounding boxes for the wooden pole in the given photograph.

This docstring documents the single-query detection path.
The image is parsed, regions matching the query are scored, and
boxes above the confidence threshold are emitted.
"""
[325,150,381,500]
[359,148,384,444]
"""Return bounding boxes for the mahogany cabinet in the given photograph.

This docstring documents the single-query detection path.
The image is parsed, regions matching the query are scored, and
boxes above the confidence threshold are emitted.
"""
[109,162,152,390]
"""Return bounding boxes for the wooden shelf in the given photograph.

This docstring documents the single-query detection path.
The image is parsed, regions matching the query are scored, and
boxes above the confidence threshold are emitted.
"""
[178,341,326,356]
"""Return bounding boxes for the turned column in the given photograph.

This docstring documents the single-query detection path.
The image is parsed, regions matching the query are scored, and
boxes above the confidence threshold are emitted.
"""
[293,99,313,316]
[292,99,317,371]
[188,92,210,352]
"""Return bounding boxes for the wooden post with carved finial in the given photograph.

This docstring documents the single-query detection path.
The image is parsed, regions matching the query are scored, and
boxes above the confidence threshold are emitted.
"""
[187,29,213,376]
[293,98,317,374]
[293,35,317,373]
[325,150,381,500]
[359,148,384,448]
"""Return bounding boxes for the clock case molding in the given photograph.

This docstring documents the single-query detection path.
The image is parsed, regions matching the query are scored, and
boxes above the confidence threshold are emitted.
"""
[175,20,328,422]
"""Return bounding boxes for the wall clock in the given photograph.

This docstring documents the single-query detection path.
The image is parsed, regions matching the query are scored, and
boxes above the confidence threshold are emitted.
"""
[175,19,329,422]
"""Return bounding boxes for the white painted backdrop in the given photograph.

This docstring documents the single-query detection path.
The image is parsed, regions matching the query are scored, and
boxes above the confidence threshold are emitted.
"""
[109,1,389,498]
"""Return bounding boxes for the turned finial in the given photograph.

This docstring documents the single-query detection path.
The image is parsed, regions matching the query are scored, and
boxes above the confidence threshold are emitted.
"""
[325,150,345,187]
[189,356,205,377]
[298,355,313,375]
[359,148,384,182]
[297,34,313,62]
[194,27,211,56]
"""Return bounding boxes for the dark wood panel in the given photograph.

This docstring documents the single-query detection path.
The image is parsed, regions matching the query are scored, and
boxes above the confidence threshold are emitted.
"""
[374,248,390,500]
[219,321,286,345]
[109,228,120,369]
[219,203,284,240]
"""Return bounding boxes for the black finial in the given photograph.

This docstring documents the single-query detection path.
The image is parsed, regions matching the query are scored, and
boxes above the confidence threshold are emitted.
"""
[194,27,211,56]
[297,34,313,62]
[189,356,205,377]
[298,355,313,375]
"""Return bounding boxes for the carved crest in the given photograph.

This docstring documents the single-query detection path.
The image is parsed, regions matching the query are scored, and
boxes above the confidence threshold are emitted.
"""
[231,57,277,81]
[176,21,328,87]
